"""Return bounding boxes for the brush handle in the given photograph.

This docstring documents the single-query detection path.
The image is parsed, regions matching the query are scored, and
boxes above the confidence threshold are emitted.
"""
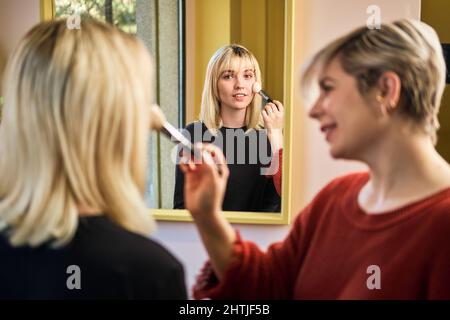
[259,90,273,103]
[160,124,223,175]
[160,125,202,159]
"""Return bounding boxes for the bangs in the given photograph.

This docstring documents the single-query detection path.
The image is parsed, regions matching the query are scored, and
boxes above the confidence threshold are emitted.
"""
[300,37,345,108]
[217,54,256,76]
[300,50,328,108]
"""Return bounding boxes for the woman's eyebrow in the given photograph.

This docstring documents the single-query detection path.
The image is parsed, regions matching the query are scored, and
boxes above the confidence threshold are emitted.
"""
[221,70,235,75]
[319,76,336,86]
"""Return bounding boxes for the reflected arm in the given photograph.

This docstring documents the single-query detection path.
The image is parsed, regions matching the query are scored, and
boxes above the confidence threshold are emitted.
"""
[265,148,283,196]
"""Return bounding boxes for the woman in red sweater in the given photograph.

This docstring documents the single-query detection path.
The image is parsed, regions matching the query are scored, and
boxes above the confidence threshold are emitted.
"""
[180,19,450,299]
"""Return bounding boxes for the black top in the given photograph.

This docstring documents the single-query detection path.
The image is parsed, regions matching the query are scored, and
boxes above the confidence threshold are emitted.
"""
[0,216,187,299]
[173,122,281,212]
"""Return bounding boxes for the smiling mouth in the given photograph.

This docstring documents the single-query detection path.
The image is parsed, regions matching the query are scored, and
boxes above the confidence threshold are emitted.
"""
[321,124,337,140]
[233,93,247,98]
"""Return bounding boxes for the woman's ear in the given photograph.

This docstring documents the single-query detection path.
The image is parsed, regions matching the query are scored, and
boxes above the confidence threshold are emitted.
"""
[376,71,401,111]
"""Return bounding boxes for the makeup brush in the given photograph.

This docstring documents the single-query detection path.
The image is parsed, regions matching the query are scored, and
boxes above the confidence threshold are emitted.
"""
[252,82,273,103]
[150,105,224,174]
[150,104,203,160]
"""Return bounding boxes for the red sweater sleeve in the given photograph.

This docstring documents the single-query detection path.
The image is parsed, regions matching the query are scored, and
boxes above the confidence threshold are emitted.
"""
[426,211,450,299]
[265,149,282,196]
[193,205,311,300]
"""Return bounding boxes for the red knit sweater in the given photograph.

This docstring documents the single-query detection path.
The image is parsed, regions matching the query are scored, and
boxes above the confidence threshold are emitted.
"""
[193,173,450,299]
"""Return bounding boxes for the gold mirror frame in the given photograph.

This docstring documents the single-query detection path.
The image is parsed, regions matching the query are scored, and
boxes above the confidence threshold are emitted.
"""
[41,0,294,225]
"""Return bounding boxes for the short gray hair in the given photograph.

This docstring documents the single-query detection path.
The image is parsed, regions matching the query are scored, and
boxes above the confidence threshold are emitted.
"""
[302,19,446,144]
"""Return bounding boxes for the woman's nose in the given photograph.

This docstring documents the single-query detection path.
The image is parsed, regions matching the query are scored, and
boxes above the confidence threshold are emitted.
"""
[234,76,244,88]
[308,98,324,119]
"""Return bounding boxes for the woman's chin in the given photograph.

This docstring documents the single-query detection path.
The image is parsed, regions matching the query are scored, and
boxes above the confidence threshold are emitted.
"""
[329,145,343,159]
[329,146,356,161]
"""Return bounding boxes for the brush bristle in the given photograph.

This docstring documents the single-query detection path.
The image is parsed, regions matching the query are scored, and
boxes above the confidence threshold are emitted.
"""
[150,104,166,131]
[252,82,261,93]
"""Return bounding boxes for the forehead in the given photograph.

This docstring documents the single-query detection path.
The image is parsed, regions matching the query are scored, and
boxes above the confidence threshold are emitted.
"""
[320,57,346,79]
[219,55,255,73]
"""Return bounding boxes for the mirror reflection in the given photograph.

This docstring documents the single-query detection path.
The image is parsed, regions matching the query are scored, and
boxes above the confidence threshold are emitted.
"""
[53,0,287,215]
[154,0,286,213]
[173,44,283,212]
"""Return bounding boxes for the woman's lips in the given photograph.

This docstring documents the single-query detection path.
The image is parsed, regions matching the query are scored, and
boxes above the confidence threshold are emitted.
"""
[321,124,337,141]
[233,93,247,102]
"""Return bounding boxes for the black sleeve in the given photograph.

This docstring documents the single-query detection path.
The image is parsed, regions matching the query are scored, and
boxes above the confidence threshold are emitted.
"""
[173,149,185,209]
[258,130,281,212]
[158,262,188,300]
[133,261,187,300]
[259,177,282,212]
[131,241,188,300]
[173,122,203,209]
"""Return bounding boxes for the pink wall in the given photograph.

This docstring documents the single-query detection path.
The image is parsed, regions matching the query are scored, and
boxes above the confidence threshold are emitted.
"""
[291,0,421,210]
[0,0,40,92]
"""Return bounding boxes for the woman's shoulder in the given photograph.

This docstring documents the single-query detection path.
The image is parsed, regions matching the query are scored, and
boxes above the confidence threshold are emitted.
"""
[319,172,369,196]
[184,121,205,132]
[75,216,182,269]
[71,217,186,299]
[300,172,368,216]
[182,121,208,142]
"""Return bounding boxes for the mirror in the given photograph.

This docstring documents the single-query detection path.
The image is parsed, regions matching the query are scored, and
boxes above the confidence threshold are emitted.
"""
[42,0,294,224]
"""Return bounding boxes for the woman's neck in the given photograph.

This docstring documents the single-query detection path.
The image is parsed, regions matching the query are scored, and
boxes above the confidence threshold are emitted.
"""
[220,106,247,128]
[359,131,450,213]
[77,205,102,217]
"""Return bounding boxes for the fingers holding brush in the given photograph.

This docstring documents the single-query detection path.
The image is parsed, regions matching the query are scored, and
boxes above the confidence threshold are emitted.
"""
[180,143,229,218]
[262,100,285,131]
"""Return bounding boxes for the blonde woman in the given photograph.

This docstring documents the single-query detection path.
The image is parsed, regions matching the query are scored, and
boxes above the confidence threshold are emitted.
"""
[174,44,284,212]
[180,19,450,299]
[0,19,186,299]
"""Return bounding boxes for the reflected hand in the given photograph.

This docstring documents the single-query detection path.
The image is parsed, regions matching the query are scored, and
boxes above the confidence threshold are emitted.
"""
[262,100,284,132]
[179,143,229,220]
[262,100,284,153]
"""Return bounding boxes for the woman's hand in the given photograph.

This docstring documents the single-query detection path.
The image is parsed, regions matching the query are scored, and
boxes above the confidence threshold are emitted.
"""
[179,143,229,221]
[262,100,284,153]
[179,144,236,279]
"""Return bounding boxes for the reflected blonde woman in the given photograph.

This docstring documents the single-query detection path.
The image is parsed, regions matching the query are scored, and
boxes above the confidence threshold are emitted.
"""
[0,19,186,299]
[174,44,284,212]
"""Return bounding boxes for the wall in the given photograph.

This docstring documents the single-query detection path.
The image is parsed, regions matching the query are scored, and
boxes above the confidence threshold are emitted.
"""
[156,0,421,296]
[188,0,231,122]
[0,0,40,94]
[421,0,450,162]
[291,0,421,209]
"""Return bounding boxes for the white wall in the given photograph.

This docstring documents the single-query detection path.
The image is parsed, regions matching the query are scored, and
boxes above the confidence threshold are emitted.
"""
[0,0,39,92]
[294,0,421,204]
[155,0,421,297]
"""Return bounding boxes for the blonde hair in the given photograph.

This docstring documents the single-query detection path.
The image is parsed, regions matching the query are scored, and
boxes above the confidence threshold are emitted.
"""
[200,44,263,133]
[0,19,156,247]
[301,19,446,144]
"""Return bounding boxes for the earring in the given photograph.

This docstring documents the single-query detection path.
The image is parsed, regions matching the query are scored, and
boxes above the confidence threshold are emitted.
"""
[389,101,397,109]
[376,94,384,103]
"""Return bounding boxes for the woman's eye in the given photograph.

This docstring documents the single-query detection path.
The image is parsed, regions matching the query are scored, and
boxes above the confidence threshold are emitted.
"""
[223,74,233,80]
[244,74,254,79]
[321,85,333,92]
